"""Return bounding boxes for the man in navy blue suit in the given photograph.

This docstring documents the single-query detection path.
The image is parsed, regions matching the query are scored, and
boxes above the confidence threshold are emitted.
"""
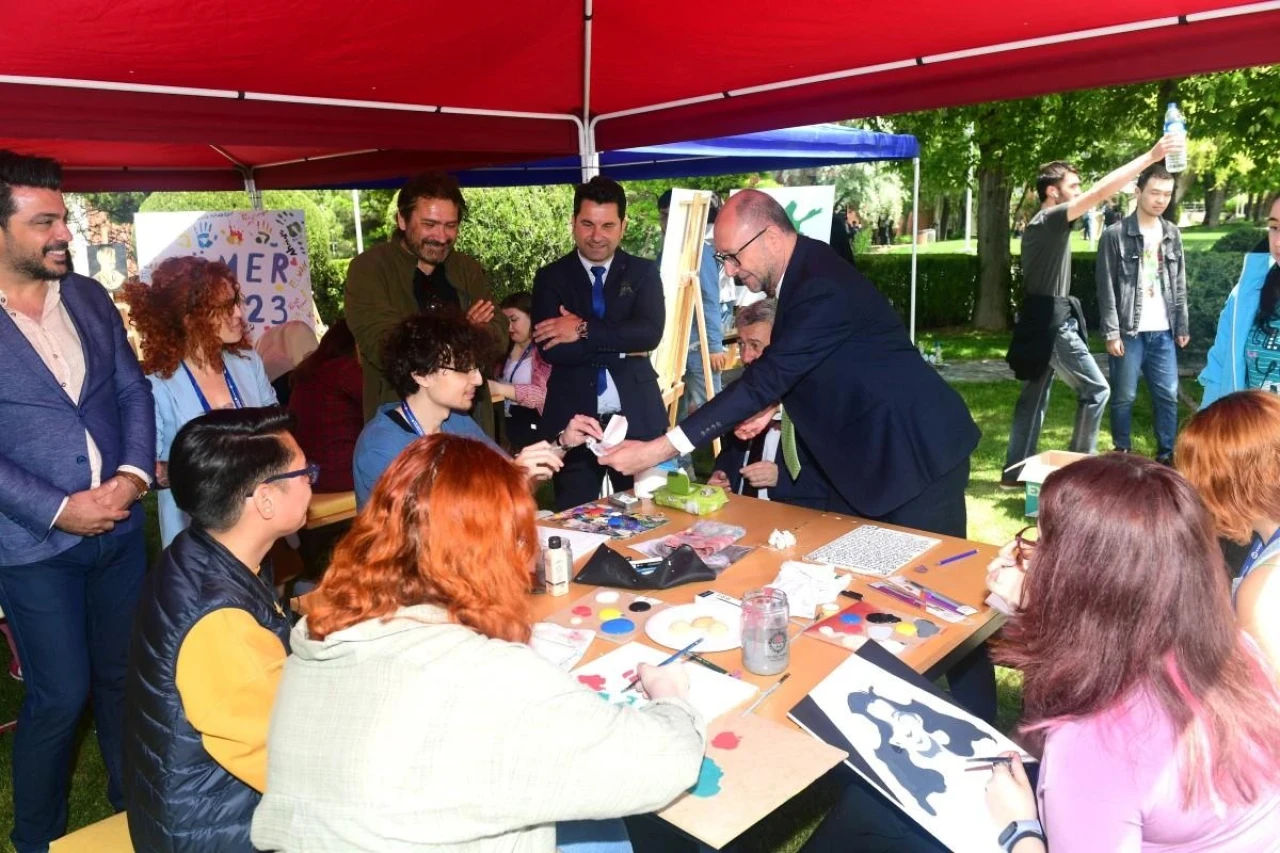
[0,151,155,852]
[603,190,996,722]
[532,176,666,510]
[603,189,979,537]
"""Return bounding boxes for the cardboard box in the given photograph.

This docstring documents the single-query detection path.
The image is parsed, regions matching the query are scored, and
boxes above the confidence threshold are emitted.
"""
[1016,451,1089,517]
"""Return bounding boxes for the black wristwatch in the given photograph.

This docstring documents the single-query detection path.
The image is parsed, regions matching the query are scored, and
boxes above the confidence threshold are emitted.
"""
[575,320,588,340]
[998,819,1044,852]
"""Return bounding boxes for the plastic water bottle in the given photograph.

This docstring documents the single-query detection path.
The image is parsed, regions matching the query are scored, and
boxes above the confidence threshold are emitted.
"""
[1164,103,1187,173]
[933,341,944,366]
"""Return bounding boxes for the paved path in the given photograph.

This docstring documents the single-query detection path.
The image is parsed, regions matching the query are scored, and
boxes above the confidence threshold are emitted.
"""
[936,355,1204,383]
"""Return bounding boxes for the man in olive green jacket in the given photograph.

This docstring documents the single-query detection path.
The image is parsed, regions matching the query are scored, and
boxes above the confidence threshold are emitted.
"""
[344,172,507,435]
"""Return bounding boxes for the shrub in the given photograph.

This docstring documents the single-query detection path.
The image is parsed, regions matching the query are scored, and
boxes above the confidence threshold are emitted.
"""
[1211,228,1267,254]
[856,255,979,328]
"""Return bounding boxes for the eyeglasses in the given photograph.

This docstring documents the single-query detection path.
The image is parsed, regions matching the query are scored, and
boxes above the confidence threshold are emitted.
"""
[712,228,768,270]
[247,462,320,497]
[1014,525,1038,566]
[440,364,481,376]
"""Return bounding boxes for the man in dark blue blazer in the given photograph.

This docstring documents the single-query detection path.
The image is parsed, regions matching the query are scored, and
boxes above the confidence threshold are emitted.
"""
[603,190,996,722]
[0,151,155,852]
[603,189,979,536]
[532,176,666,510]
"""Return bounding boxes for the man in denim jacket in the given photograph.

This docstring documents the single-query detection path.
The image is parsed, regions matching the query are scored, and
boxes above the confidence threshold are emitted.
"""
[1096,163,1189,464]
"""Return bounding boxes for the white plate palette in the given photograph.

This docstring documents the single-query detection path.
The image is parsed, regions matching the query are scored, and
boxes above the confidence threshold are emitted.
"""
[645,601,743,653]
[544,589,668,645]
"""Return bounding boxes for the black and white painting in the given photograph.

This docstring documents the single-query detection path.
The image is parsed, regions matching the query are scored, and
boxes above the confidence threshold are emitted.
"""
[88,243,127,292]
[795,653,1031,853]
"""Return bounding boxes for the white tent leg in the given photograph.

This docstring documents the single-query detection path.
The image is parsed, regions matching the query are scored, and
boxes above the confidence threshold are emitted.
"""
[910,156,920,344]
[964,183,972,254]
[244,173,263,210]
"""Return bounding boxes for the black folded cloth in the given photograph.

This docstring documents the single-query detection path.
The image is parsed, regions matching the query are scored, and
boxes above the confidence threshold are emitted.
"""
[573,543,716,589]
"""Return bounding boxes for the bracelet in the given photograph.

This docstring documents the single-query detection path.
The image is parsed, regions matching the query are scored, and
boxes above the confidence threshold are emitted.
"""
[115,471,149,502]
[556,430,570,449]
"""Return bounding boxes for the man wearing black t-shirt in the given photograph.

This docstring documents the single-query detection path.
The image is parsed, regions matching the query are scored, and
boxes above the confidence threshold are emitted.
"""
[344,172,507,434]
[1001,136,1177,485]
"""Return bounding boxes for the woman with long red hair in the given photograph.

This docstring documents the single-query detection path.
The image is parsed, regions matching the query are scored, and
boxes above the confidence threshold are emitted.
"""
[982,453,1280,852]
[123,256,277,546]
[252,434,705,853]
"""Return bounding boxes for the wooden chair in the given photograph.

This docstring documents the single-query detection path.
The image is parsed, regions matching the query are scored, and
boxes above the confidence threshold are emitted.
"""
[49,813,133,852]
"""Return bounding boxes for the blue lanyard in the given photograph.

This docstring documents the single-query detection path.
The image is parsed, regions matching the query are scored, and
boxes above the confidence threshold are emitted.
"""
[1243,528,1280,576]
[181,361,244,412]
[505,344,534,384]
[400,401,426,436]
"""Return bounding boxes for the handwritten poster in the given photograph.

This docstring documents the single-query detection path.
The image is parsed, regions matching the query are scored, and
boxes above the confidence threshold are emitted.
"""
[134,210,318,341]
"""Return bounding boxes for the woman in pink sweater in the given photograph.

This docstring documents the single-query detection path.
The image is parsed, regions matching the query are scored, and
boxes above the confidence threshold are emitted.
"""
[985,453,1280,853]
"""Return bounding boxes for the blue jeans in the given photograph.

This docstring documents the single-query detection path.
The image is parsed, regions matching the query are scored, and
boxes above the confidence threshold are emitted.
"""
[1003,318,1111,478]
[0,529,146,853]
[678,344,723,417]
[1107,330,1179,458]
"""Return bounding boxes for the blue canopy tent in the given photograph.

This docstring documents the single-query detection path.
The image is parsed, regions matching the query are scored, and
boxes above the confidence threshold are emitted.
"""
[350,123,927,339]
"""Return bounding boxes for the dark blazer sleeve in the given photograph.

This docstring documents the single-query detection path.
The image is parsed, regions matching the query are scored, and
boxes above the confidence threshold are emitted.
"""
[679,277,850,448]
[531,262,578,366]
[711,434,746,493]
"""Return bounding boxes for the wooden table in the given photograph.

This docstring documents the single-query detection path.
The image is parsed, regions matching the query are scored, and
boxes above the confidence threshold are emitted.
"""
[530,494,1003,725]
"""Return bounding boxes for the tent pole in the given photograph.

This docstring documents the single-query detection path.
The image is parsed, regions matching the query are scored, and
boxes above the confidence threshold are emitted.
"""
[910,157,920,345]
[964,164,973,253]
[352,188,364,255]
[244,173,263,210]
[579,0,598,182]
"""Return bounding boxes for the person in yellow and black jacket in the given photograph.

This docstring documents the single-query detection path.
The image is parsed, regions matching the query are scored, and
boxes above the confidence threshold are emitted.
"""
[123,407,314,853]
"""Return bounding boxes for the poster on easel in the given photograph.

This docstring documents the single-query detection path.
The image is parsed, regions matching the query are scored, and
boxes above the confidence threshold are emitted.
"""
[653,189,713,427]
[732,186,836,243]
[134,210,319,342]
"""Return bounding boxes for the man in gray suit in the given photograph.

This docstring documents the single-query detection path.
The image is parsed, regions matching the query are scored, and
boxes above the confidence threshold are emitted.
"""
[0,150,155,853]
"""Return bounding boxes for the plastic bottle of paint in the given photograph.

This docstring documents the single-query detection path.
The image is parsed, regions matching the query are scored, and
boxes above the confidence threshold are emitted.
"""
[543,537,572,597]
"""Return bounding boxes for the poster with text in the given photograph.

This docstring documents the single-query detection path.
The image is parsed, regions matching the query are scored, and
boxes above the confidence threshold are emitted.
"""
[134,210,318,342]
[732,185,835,243]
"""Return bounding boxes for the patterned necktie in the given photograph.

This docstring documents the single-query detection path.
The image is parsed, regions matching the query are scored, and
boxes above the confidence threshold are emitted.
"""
[590,265,607,395]
[780,405,801,479]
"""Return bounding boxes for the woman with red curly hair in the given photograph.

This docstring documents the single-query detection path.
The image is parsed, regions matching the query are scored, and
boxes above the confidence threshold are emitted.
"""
[123,256,277,546]
[252,434,705,853]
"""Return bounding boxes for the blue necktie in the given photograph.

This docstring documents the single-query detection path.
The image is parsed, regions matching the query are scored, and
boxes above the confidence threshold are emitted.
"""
[590,265,607,395]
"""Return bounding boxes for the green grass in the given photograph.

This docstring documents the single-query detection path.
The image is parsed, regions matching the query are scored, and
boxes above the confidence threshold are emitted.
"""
[880,223,1241,256]
[0,374,1197,849]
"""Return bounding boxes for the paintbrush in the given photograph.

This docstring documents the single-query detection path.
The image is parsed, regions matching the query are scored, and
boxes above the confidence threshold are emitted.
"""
[687,652,728,675]
[740,672,791,716]
[621,638,703,693]
[964,755,1018,772]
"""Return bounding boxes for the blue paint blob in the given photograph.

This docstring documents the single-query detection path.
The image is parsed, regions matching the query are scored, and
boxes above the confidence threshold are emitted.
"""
[600,618,636,635]
[914,619,941,638]
[839,613,863,625]
[688,756,724,798]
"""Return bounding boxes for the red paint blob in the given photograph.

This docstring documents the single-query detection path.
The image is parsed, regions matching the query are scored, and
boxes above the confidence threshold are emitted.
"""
[577,674,606,691]
[621,669,636,682]
[572,606,593,617]
[711,731,741,750]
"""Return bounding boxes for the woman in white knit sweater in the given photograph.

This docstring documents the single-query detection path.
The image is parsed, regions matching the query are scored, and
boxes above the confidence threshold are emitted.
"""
[252,433,706,853]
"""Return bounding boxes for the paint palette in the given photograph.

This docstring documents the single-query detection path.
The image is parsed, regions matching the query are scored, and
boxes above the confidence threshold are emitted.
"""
[544,589,669,645]
[645,601,743,653]
[802,600,942,656]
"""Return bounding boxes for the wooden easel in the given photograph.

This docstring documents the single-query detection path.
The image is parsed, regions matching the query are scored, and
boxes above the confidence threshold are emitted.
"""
[653,190,719,457]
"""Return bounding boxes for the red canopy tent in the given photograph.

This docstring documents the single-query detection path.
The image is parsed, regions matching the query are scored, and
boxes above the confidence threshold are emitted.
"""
[2,0,1279,191]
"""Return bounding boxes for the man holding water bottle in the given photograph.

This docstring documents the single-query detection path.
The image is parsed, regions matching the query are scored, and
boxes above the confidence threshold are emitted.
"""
[1000,133,1181,487]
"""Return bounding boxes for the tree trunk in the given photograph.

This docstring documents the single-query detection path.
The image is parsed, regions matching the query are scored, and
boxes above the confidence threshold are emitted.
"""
[939,195,952,241]
[1204,181,1226,228]
[974,166,1012,330]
